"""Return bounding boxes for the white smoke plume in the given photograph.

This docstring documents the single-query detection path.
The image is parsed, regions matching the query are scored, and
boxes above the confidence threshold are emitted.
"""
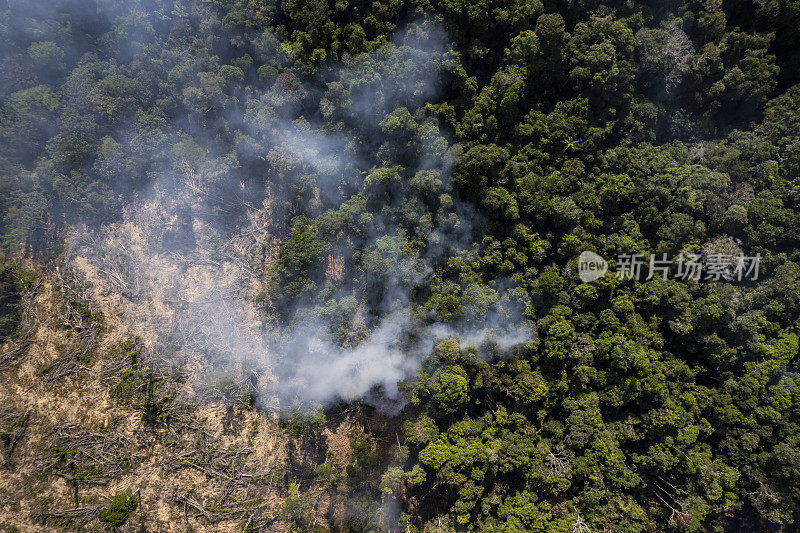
[59,12,534,411]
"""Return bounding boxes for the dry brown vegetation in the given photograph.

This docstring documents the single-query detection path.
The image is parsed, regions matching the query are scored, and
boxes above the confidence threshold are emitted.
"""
[0,258,388,531]
[0,262,287,531]
[0,200,382,532]
[0,167,402,532]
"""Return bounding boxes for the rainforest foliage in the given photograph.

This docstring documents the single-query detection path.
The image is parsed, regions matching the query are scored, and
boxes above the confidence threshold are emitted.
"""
[2,0,800,531]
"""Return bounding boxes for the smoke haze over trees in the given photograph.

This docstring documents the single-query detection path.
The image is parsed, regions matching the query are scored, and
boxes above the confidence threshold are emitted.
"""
[2,0,800,531]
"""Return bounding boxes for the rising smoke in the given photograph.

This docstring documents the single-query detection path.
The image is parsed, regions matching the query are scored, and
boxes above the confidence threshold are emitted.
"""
[18,1,535,410]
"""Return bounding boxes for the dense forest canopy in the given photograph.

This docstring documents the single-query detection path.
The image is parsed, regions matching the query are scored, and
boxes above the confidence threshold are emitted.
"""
[2,0,800,531]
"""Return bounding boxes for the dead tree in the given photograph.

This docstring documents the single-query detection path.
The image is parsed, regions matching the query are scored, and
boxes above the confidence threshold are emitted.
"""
[0,278,41,369]
[39,422,140,505]
[40,267,101,383]
[0,409,30,467]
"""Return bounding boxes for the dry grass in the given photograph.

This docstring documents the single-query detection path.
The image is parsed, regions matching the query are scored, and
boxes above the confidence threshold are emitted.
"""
[0,182,382,531]
[0,261,295,532]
